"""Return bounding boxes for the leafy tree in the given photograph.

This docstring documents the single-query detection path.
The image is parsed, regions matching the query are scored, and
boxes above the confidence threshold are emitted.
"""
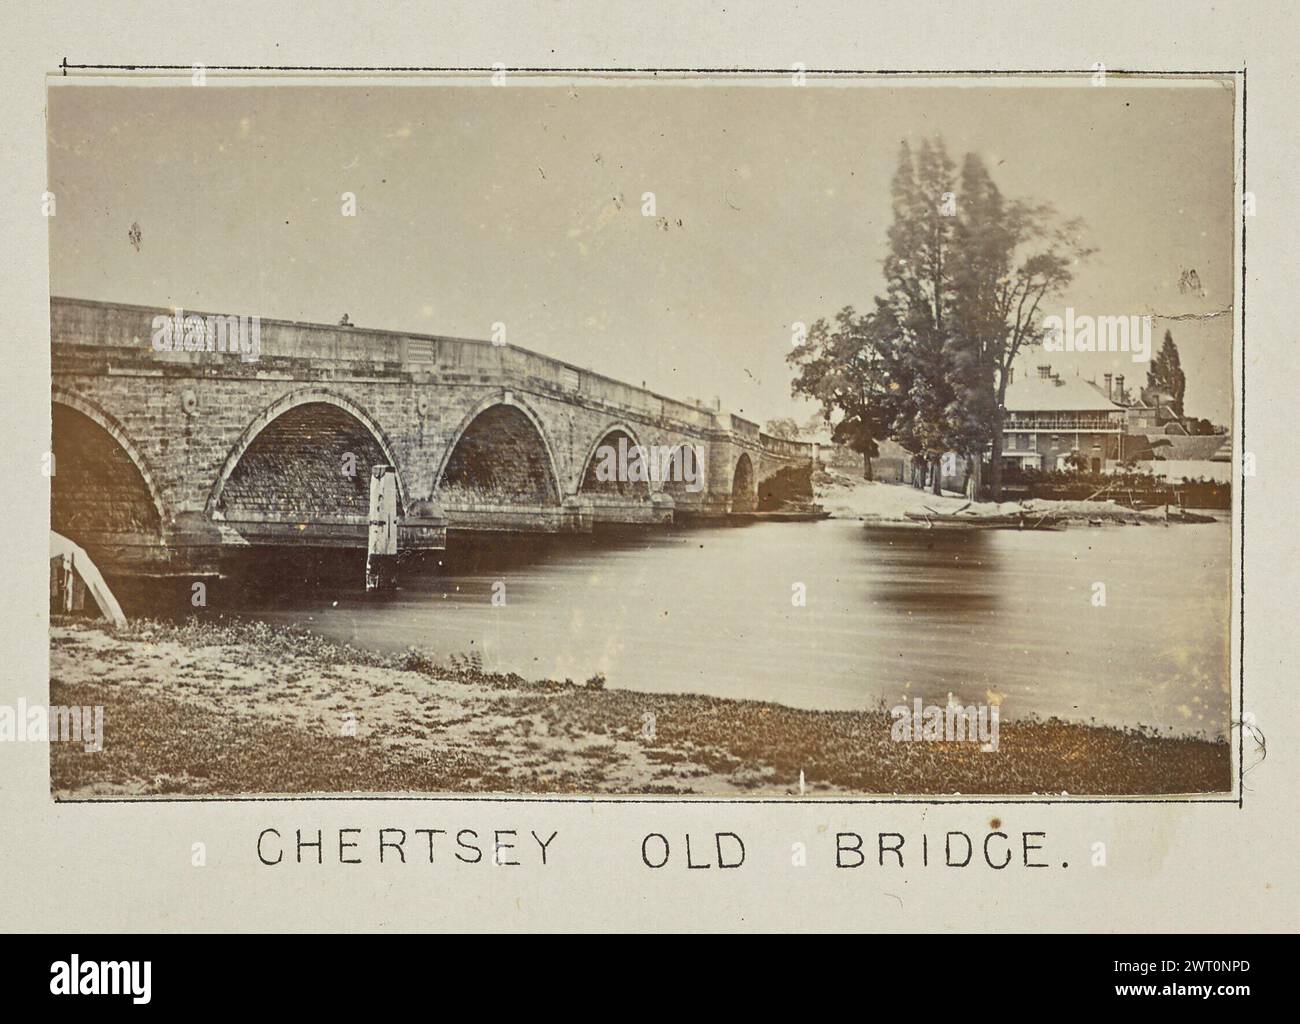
[1063,451,1089,473]
[787,307,891,480]
[762,417,802,441]
[864,138,976,494]
[950,153,1093,499]
[1146,329,1187,418]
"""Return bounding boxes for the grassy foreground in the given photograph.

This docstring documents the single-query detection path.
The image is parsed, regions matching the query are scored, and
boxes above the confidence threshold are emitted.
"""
[49,618,1230,797]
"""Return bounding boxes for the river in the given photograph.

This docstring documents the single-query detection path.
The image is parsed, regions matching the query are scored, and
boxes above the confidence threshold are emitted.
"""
[213,515,1232,739]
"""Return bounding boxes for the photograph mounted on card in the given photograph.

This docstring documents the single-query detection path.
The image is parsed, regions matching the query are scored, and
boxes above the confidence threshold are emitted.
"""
[44,71,1240,800]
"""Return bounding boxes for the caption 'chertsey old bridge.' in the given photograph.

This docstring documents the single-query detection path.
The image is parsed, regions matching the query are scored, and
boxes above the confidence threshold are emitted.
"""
[50,297,817,585]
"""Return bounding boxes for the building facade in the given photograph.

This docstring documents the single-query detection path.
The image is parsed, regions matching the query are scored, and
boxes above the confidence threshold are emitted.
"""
[1001,365,1128,473]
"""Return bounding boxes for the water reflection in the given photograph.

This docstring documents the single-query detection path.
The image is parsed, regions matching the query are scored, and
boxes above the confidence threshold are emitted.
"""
[166,517,1231,738]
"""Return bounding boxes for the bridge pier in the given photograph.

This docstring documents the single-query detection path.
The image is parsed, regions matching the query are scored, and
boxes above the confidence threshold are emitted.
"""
[68,501,450,584]
[583,492,675,528]
[442,495,594,534]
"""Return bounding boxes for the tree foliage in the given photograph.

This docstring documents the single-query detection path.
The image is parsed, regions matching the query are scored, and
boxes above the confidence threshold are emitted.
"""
[1146,329,1187,418]
[762,417,802,440]
[789,136,1092,498]
[787,308,890,479]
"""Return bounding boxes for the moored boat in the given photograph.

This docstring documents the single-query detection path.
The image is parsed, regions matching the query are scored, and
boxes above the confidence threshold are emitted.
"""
[901,510,1067,530]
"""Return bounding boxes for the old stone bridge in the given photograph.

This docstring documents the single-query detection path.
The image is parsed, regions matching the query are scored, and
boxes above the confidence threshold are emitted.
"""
[51,297,816,578]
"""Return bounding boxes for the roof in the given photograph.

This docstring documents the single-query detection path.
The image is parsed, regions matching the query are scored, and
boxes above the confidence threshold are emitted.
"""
[807,434,910,461]
[1128,433,1230,462]
[1004,375,1125,413]
[1121,434,1166,461]
[1158,435,1232,461]
[875,438,911,460]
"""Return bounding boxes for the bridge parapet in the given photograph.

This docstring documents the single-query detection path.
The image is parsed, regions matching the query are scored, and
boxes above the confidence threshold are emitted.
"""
[488,344,719,432]
[723,413,761,440]
[51,297,726,436]
[758,432,816,461]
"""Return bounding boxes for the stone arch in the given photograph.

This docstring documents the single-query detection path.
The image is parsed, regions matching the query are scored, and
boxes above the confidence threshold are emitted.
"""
[208,389,408,520]
[731,452,756,513]
[577,423,652,498]
[434,393,563,505]
[757,459,815,510]
[656,441,708,502]
[51,390,167,543]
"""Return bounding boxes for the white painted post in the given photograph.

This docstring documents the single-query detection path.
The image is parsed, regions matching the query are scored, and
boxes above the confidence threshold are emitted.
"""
[49,533,126,627]
[366,464,399,591]
[62,552,76,613]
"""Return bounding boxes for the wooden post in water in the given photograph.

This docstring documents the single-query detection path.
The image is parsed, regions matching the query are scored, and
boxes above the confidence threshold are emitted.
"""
[366,464,399,592]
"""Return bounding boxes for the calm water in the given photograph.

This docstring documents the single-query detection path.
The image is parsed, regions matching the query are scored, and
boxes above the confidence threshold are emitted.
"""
[226,517,1232,738]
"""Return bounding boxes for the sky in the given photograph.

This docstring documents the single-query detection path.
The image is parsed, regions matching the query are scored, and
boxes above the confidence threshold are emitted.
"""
[47,77,1237,426]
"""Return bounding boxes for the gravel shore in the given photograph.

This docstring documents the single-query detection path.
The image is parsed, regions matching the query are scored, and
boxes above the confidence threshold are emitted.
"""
[49,619,1230,798]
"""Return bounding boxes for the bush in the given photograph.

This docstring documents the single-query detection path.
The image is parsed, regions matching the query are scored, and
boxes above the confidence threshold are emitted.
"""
[399,647,439,675]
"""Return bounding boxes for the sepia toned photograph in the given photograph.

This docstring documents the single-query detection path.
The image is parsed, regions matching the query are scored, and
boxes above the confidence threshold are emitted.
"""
[43,71,1238,799]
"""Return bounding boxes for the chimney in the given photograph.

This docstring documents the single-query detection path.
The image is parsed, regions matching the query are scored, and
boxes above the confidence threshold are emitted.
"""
[1037,364,1052,380]
[1104,373,1113,399]
[1116,374,1125,403]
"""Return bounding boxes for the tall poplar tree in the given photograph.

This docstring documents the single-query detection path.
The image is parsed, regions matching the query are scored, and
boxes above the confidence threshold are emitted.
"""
[950,153,1092,499]
[1146,330,1186,417]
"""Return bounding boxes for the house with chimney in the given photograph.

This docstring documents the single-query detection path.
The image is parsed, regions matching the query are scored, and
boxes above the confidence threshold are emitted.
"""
[1121,380,1190,436]
[1000,364,1128,473]
[999,363,1230,480]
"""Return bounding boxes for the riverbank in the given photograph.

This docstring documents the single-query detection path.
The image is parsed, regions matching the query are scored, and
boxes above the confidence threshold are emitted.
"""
[50,618,1230,797]
[815,469,1192,524]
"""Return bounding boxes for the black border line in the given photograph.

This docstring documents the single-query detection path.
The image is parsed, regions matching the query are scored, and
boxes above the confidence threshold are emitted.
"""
[58,796,1242,805]
[58,63,1245,75]
[1238,66,1247,810]
[48,63,1248,809]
